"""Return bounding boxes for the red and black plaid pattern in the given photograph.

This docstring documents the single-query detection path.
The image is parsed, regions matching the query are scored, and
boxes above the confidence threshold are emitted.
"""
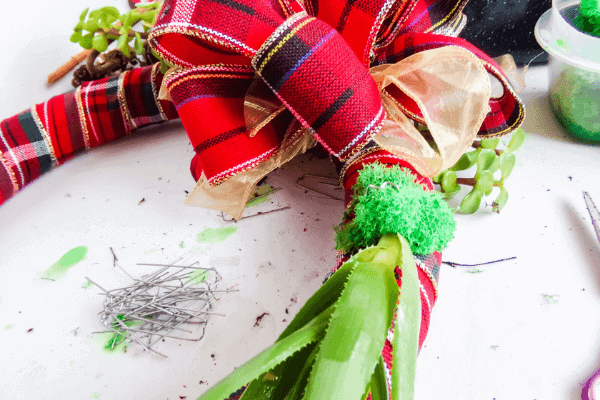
[149,0,287,65]
[166,65,282,184]
[0,65,177,207]
[303,0,397,66]
[252,12,385,160]
[372,32,525,138]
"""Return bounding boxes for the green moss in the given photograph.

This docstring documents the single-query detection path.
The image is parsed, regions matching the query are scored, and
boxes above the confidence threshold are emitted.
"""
[335,163,456,255]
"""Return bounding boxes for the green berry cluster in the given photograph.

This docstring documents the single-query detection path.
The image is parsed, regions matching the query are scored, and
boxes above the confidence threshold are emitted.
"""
[433,127,525,214]
[70,2,160,57]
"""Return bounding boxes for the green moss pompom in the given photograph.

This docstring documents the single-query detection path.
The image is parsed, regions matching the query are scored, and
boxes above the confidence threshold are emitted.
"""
[335,163,456,255]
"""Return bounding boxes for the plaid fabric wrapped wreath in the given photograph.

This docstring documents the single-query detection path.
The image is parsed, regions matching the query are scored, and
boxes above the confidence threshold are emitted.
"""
[0,0,525,398]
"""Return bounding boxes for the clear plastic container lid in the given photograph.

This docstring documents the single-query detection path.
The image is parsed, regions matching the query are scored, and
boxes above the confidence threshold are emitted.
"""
[534,0,600,72]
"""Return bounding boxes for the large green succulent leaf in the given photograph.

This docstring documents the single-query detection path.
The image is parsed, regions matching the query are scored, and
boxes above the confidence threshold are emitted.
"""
[303,234,400,400]
[391,235,421,400]
[197,304,333,400]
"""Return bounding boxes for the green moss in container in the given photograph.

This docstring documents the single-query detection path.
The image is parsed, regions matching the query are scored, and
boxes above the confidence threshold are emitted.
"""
[549,0,600,142]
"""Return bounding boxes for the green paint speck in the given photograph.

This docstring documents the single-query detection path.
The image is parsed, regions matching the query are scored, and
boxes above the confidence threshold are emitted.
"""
[5,324,14,331]
[191,246,204,254]
[69,362,74,366]
[467,269,484,274]
[556,38,568,50]
[40,246,88,281]
[189,270,210,285]
[196,226,237,243]
[246,185,276,208]
[82,280,93,289]
[100,315,146,352]
[91,394,100,399]
[179,241,185,248]
[144,248,160,255]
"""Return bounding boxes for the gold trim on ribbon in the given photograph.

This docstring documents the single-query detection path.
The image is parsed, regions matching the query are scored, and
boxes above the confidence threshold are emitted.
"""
[185,122,317,220]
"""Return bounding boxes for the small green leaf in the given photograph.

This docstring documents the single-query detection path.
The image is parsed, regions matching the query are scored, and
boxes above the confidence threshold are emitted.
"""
[500,152,516,180]
[460,189,483,214]
[70,31,82,43]
[480,138,500,149]
[100,6,120,18]
[476,149,497,177]
[117,34,131,57]
[92,34,109,52]
[450,150,478,171]
[74,22,84,31]
[134,32,144,56]
[79,8,89,22]
[79,33,94,49]
[474,170,494,195]
[83,20,99,32]
[493,188,509,213]
[136,1,160,8]
[140,10,157,23]
[160,60,170,74]
[441,171,458,193]
[506,127,525,153]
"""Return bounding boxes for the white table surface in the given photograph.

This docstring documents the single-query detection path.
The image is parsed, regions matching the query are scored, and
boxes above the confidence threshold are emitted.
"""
[1,1,599,400]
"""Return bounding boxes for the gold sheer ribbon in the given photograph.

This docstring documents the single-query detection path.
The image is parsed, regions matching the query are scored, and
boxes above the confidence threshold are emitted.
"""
[179,45,492,219]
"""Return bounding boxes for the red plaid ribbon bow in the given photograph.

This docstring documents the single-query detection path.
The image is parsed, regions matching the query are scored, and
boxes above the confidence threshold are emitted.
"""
[148,0,524,213]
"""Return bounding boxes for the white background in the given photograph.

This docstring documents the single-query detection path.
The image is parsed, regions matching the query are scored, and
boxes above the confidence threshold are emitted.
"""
[1,1,599,400]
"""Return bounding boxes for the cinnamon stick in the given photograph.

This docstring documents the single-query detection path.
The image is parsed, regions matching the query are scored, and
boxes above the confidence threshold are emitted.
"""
[47,49,93,84]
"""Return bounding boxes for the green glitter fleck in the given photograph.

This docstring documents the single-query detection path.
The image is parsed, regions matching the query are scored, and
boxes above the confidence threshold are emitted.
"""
[196,226,237,243]
[40,246,88,281]
[542,294,560,304]
[4,324,14,331]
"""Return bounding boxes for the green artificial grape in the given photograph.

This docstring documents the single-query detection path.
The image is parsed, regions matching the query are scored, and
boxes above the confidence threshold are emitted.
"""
[450,150,479,171]
[460,189,483,214]
[506,127,525,153]
[500,152,516,180]
[474,170,494,196]
[493,188,509,213]
[480,138,500,149]
[92,34,109,52]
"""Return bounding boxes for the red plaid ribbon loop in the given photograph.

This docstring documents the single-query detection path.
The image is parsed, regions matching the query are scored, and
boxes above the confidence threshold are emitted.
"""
[251,12,385,160]
[148,0,525,186]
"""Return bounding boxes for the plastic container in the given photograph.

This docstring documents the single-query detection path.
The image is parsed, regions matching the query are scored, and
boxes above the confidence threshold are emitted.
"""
[535,0,600,142]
